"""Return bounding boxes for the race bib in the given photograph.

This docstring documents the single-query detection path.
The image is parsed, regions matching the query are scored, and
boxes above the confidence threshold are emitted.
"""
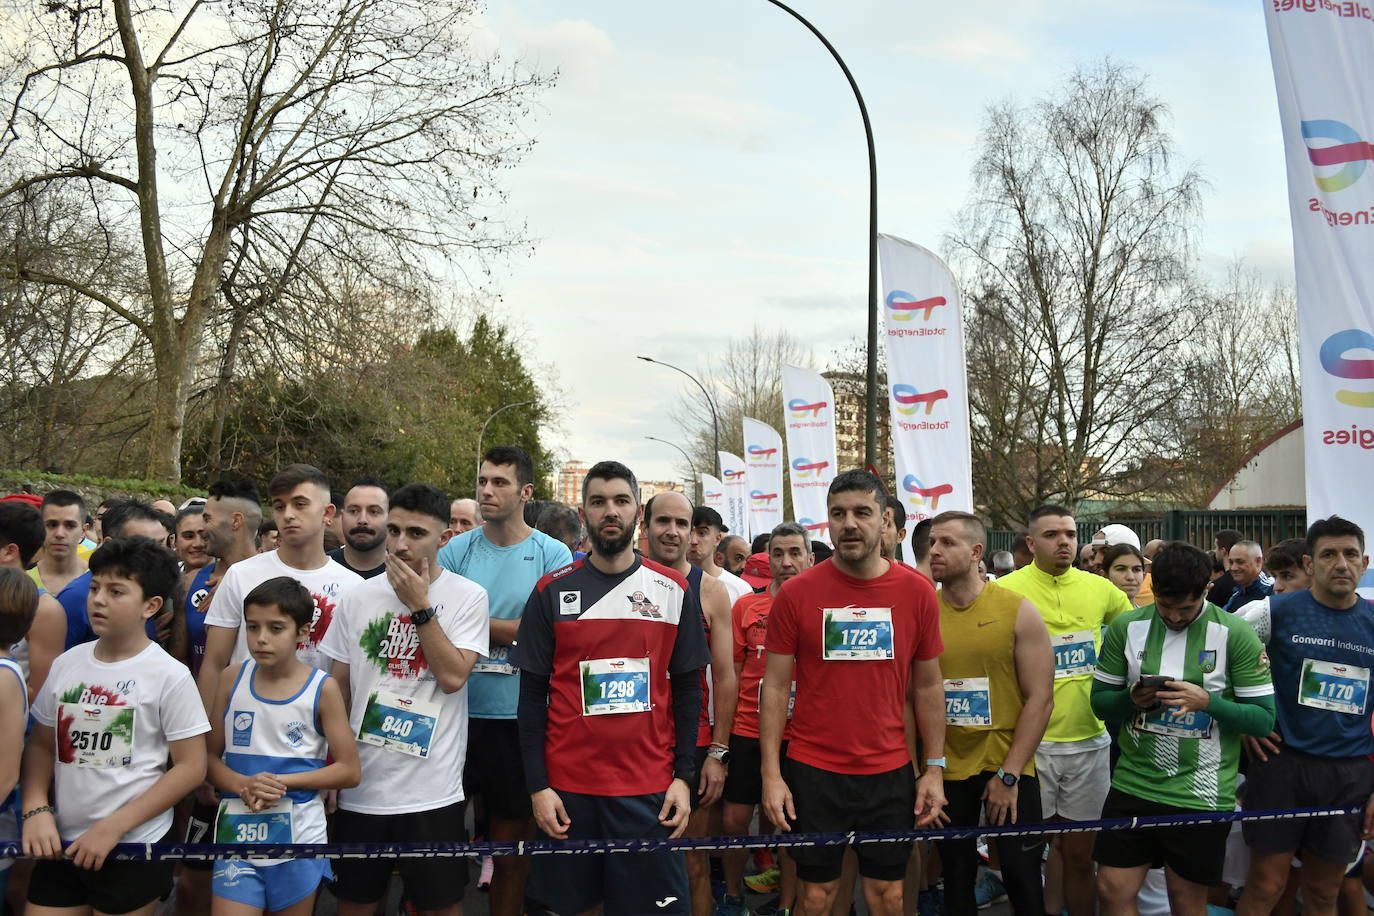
[1052,630,1097,678]
[822,608,894,661]
[215,797,294,844]
[60,703,134,768]
[1134,705,1213,739]
[1298,658,1370,715]
[580,657,650,716]
[472,645,518,676]
[944,677,992,727]
[358,690,440,757]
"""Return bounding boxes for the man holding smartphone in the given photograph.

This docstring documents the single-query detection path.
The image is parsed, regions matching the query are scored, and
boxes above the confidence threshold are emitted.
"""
[1088,542,1276,916]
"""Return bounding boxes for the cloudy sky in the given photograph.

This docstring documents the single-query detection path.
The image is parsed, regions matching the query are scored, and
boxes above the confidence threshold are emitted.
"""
[465,0,1291,486]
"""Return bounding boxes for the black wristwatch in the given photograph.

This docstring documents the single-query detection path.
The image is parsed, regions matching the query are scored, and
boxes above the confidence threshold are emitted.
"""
[997,768,1019,787]
[410,606,436,626]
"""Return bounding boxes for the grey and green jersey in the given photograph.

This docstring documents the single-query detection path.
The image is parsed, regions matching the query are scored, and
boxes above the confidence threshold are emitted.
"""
[1095,603,1273,811]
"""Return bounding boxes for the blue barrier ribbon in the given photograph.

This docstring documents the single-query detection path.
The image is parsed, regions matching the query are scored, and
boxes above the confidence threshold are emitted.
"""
[0,805,1361,861]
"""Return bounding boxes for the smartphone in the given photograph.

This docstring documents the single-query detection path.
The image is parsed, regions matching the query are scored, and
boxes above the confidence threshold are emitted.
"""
[1136,674,1171,689]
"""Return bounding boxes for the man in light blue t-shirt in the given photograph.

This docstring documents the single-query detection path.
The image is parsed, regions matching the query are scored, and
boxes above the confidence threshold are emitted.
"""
[436,445,571,916]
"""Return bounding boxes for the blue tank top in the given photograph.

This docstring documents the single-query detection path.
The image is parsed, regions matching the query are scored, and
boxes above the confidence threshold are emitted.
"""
[184,563,216,676]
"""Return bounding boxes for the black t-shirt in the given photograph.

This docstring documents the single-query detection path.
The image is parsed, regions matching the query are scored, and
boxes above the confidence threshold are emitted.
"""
[326,546,384,579]
[1206,570,1235,608]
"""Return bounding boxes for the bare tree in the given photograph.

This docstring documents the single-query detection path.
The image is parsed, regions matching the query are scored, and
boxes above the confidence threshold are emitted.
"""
[948,60,1204,527]
[0,0,549,481]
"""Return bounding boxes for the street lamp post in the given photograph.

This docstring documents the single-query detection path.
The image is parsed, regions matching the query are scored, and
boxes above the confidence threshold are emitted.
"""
[637,356,721,472]
[476,399,536,492]
[646,436,700,503]
[761,0,879,470]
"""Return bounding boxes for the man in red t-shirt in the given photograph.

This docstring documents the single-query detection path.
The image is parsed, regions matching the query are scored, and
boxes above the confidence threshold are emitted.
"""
[761,470,947,916]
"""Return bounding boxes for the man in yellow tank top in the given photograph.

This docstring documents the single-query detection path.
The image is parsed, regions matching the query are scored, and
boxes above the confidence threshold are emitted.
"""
[930,511,1054,916]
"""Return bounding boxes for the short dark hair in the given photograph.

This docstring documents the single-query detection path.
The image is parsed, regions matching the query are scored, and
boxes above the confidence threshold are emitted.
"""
[103,500,171,539]
[243,576,315,630]
[885,495,907,531]
[0,503,45,567]
[524,499,552,527]
[582,461,639,503]
[1101,543,1144,570]
[828,469,887,504]
[1215,528,1243,551]
[0,566,38,645]
[1011,529,1032,558]
[769,522,809,550]
[209,477,261,505]
[751,533,769,553]
[1150,542,1213,601]
[258,518,278,539]
[88,536,180,608]
[931,510,985,547]
[348,475,391,497]
[536,503,582,548]
[389,483,450,528]
[267,463,330,499]
[174,506,204,530]
[1306,515,1365,555]
[483,445,535,489]
[41,489,88,521]
[811,540,833,562]
[910,518,933,563]
[1265,538,1308,573]
[1028,504,1073,527]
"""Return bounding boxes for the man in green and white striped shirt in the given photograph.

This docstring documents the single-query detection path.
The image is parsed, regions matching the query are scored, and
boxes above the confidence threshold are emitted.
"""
[1090,542,1275,916]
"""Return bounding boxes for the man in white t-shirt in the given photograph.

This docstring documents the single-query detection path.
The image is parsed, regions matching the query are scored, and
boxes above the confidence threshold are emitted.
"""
[322,482,489,916]
[197,464,362,711]
[688,507,752,606]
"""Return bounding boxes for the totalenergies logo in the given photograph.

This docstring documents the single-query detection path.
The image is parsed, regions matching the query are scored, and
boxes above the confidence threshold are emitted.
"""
[902,474,953,511]
[747,444,778,460]
[892,383,949,416]
[722,468,746,482]
[750,490,778,507]
[886,289,946,322]
[791,457,830,478]
[1320,328,1374,407]
[797,517,829,534]
[705,490,723,500]
[1303,119,1374,193]
[788,398,827,419]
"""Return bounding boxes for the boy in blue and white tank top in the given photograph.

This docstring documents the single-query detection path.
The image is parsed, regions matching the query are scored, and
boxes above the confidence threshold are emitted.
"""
[206,576,360,915]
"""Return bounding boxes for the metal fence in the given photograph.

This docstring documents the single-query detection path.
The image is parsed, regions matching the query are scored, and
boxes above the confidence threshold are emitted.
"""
[987,509,1310,554]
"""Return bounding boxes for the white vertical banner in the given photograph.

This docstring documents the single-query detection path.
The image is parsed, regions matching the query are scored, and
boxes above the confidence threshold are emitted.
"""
[780,365,838,544]
[717,451,749,539]
[878,234,973,560]
[1265,2,1374,594]
[702,474,727,521]
[742,417,785,541]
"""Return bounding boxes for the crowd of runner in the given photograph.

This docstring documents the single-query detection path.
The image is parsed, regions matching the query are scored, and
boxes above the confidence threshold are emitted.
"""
[0,448,1371,916]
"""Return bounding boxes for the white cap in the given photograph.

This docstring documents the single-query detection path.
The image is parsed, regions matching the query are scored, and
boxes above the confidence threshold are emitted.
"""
[1091,523,1141,551]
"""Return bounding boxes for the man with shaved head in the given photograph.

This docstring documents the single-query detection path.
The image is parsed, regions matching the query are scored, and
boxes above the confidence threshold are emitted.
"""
[450,497,482,533]
[716,534,750,578]
[1224,540,1272,612]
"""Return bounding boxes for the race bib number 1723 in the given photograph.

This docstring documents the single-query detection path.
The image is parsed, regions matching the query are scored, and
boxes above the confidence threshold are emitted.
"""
[822,608,894,661]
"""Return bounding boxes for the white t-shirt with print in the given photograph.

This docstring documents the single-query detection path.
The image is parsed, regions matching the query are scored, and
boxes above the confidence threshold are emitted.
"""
[320,569,489,815]
[713,568,753,606]
[33,640,209,843]
[203,550,362,671]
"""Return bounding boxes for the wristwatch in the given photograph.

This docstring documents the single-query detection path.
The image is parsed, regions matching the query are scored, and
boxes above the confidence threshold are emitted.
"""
[706,745,731,765]
[997,768,1019,787]
[410,606,436,626]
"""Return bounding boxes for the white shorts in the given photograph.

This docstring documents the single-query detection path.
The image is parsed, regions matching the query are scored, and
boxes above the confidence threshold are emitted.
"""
[1035,742,1110,821]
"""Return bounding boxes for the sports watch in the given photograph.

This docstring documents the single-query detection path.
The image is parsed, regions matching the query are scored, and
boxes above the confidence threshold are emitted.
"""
[706,745,731,765]
[997,768,1019,787]
[410,606,436,626]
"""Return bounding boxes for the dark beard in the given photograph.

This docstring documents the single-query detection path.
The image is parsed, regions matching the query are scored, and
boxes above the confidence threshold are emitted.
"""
[346,528,386,552]
[589,521,635,558]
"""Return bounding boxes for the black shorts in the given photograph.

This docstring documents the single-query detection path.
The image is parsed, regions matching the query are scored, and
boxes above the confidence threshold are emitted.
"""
[722,735,788,807]
[180,797,218,872]
[785,758,914,883]
[1242,750,1374,864]
[28,842,174,913]
[527,789,689,916]
[463,718,533,821]
[328,801,468,909]
[1093,788,1230,887]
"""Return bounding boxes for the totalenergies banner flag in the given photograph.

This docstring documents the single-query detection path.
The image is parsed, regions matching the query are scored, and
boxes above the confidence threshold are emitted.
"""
[878,234,973,560]
[780,365,838,544]
[717,451,749,540]
[702,474,727,522]
[742,417,785,540]
[1265,3,1374,594]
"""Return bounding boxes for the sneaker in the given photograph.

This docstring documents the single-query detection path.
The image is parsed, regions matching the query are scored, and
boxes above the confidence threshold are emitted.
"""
[975,870,1007,909]
[744,866,781,894]
[918,887,944,916]
[714,895,750,916]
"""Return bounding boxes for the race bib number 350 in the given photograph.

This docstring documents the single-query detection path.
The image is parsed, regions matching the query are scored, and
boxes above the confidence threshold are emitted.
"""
[580,657,651,716]
[822,608,894,661]
[1299,658,1369,715]
[358,690,440,757]
[215,797,294,844]
[59,703,134,768]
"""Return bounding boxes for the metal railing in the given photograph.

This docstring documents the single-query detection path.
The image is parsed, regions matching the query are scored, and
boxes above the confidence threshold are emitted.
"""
[987,509,1309,554]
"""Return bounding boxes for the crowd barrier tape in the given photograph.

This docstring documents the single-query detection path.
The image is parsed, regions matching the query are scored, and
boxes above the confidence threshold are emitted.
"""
[0,805,1363,862]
